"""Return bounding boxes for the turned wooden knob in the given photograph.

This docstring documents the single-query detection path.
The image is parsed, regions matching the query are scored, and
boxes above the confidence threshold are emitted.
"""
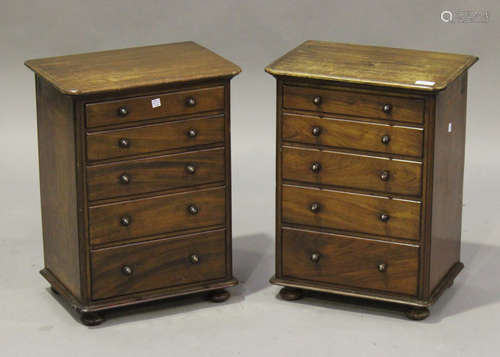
[310,202,321,213]
[377,263,387,272]
[185,97,196,107]
[382,103,393,114]
[117,106,128,117]
[121,265,133,276]
[188,205,199,215]
[187,128,198,138]
[189,254,200,264]
[118,138,130,148]
[311,162,321,173]
[120,215,131,226]
[119,173,130,184]
[311,127,322,136]
[379,170,390,181]
[185,164,196,174]
[312,96,322,105]
[379,213,390,222]
[310,252,321,263]
[381,135,391,145]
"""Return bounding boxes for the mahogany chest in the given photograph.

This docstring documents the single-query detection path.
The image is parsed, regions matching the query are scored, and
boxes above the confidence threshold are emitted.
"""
[26,42,240,325]
[266,41,477,319]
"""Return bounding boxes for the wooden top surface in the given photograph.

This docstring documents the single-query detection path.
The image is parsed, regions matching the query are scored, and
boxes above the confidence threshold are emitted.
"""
[265,41,477,91]
[25,42,241,95]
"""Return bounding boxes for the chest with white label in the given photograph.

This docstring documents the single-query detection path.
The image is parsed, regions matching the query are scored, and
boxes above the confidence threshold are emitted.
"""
[266,41,477,320]
[25,42,241,325]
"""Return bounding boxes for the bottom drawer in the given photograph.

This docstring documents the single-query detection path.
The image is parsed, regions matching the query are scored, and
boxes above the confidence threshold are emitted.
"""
[282,228,419,296]
[91,230,226,300]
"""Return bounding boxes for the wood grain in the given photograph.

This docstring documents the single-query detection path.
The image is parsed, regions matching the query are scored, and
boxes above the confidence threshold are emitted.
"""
[282,185,421,240]
[91,230,226,300]
[429,73,467,292]
[283,85,424,123]
[25,42,241,95]
[86,116,225,161]
[266,40,477,91]
[87,147,225,201]
[35,76,81,298]
[282,113,423,157]
[86,86,224,128]
[282,228,419,295]
[89,187,225,246]
[282,146,422,196]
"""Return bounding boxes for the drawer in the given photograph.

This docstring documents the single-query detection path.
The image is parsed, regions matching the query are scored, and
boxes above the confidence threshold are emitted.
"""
[86,86,225,128]
[282,228,419,296]
[89,187,225,246]
[282,147,422,196]
[91,230,226,300]
[282,114,423,157]
[87,148,225,201]
[87,116,225,162]
[282,185,421,240]
[283,85,424,124]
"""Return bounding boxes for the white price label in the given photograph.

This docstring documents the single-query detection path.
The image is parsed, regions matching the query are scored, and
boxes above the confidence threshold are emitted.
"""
[151,98,161,108]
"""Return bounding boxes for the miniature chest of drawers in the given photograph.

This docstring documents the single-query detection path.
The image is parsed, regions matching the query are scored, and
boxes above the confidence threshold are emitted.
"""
[26,42,240,325]
[266,41,477,320]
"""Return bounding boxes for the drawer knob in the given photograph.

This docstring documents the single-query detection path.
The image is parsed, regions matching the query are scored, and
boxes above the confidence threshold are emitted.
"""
[382,104,393,114]
[185,97,197,107]
[311,162,321,173]
[188,205,199,215]
[310,252,321,263]
[379,170,390,181]
[189,254,200,264]
[187,128,198,138]
[377,263,387,272]
[117,106,129,117]
[379,213,390,222]
[381,135,391,145]
[185,164,196,174]
[311,126,322,136]
[120,215,131,226]
[119,173,130,184]
[118,138,130,148]
[121,265,133,276]
[312,96,322,105]
[310,202,321,213]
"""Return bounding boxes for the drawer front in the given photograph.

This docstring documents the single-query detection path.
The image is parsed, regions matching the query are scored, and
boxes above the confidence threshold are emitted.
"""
[283,85,424,124]
[282,114,423,157]
[87,148,225,201]
[87,116,225,162]
[86,86,225,128]
[91,230,226,300]
[282,185,421,240]
[282,147,422,196]
[282,228,419,296]
[89,187,225,246]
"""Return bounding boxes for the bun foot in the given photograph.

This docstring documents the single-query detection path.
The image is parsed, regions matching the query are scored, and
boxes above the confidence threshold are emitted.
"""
[208,289,230,303]
[279,287,303,301]
[405,307,430,321]
[80,312,105,326]
[50,287,60,295]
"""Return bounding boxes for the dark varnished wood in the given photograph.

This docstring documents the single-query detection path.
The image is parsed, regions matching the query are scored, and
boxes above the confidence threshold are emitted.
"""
[88,187,225,246]
[91,230,226,300]
[429,72,467,292]
[283,85,424,124]
[282,185,421,241]
[268,40,476,318]
[405,307,430,321]
[25,42,241,95]
[266,40,477,91]
[282,146,422,196]
[28,43,239,324]
[35,76,81,299]
[279,287,304,301]
[86,147,225,201]
[282,228,419,295]
[207,289,231,303]
[86,116,225,161]
[282,113,423,157]
[86,86,224,128]
[80,312,105,326]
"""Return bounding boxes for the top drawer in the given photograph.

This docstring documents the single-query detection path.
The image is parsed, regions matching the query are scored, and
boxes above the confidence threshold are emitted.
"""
[86,86,225,128]
[283,85,424,124]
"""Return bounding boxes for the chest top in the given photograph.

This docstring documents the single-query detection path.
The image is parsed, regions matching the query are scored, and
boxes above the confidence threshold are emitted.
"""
[25,41,241,95]
[265,40,477,91]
